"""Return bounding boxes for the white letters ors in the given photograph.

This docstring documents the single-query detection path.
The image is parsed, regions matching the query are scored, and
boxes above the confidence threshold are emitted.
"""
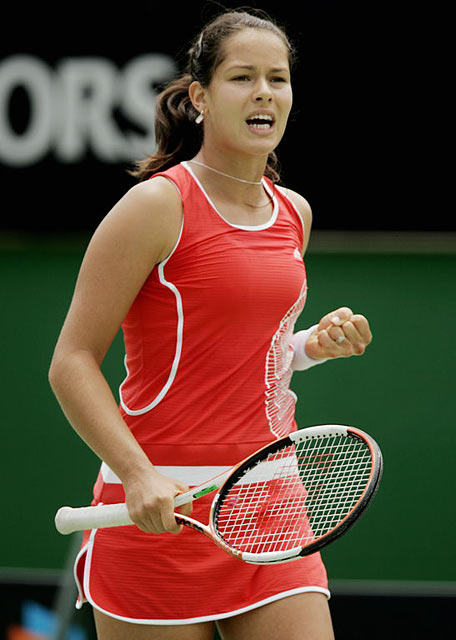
[0,54,177,167]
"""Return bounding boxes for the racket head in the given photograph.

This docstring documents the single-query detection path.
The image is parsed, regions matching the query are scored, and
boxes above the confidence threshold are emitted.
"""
[207,424,383,564]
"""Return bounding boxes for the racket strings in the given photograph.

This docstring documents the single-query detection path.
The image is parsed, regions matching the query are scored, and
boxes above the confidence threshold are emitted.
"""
[214,436,372,554]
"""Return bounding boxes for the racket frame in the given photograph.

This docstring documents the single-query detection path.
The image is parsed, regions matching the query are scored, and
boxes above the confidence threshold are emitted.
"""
[207,425,383,564]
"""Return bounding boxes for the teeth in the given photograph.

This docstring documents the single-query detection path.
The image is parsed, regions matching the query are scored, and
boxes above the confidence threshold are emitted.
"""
[247,114,274,129]
[248,114,273,121]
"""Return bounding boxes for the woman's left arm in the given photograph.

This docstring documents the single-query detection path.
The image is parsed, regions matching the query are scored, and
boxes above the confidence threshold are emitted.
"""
[279,187,373,367]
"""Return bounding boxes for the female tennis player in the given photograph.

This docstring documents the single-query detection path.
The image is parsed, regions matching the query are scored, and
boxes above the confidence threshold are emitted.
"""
[49,9,372,640]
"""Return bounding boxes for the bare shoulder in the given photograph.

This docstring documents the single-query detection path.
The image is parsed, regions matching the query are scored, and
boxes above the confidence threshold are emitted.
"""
[109,176,182,235]
[93,176,183,265]
[127,175,182,211]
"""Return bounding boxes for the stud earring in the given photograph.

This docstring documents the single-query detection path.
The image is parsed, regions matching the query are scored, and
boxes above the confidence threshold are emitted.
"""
[195,112,204,124]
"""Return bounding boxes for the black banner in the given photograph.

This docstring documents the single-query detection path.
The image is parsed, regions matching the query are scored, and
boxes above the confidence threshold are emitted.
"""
[0,1,439,232]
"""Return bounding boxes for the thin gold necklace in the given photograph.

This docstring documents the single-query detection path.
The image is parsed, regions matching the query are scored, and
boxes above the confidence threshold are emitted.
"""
[190,160,263,186]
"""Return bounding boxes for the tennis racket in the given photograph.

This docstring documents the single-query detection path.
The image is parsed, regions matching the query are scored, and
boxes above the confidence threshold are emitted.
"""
[55,424,383,564]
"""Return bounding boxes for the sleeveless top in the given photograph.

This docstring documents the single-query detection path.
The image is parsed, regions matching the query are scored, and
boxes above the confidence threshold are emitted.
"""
[95,161,308,502]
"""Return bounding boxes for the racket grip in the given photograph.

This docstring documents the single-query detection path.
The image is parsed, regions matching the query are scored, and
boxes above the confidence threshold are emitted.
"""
[54,489,199,534]
[55,472,228,535]
[55,504,132,535]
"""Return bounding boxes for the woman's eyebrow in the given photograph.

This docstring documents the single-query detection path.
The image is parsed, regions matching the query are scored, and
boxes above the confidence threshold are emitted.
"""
[226,64,289,73]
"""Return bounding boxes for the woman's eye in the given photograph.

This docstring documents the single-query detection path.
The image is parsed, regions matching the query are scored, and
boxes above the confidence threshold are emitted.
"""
[231,75,288,83]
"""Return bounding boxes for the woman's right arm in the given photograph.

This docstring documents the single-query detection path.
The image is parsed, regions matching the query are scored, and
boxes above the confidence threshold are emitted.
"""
[49,177,191,534]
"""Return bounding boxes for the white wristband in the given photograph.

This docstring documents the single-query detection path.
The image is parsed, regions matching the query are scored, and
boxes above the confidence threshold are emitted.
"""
[291,325,329,371]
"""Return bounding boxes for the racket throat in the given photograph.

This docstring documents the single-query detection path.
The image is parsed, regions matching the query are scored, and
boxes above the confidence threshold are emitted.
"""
[241,546,304,564]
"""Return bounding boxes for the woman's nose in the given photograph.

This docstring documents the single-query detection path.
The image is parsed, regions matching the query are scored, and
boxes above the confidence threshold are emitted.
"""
[255,93,272,102]
[253,79,272,102]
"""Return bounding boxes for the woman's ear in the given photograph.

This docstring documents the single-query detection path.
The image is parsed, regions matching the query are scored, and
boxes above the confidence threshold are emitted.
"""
[188,80,208,117]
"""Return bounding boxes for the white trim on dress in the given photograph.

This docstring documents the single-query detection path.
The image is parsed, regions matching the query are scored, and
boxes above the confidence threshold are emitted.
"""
[181,161,278,231]
[78,529,330,624]
[118,206,184,416]
[276,185,306,238]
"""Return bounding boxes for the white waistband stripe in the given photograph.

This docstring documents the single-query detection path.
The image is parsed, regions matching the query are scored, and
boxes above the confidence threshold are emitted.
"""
[100,463,231,486]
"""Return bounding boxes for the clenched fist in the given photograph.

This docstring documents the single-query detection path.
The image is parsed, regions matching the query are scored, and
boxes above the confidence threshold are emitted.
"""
[305,307,373,360]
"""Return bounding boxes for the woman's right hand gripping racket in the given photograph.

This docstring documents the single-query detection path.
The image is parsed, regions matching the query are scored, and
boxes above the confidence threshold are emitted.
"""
[55,424,383,564]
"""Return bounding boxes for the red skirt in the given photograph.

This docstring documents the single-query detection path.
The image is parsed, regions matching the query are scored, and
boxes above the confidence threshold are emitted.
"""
[74,490,330,625]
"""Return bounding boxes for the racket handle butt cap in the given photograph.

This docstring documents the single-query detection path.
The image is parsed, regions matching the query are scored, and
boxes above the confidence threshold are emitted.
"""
[55,506,74,535]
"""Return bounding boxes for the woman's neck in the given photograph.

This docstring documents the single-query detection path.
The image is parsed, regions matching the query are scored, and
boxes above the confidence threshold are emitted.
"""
[190,151,269,206]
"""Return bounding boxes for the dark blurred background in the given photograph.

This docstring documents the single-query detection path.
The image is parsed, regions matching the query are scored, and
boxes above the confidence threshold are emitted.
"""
[1,2,454,639]
[0,0,444,235]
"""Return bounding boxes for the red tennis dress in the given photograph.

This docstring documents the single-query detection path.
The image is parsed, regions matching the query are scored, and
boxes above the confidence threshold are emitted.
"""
[74,161,329,624]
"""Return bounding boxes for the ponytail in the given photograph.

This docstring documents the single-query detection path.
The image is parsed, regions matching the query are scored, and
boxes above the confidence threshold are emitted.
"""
[128,74,202,181]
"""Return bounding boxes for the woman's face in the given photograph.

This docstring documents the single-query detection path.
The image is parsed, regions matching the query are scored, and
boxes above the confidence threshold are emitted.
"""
[197,28,293,159]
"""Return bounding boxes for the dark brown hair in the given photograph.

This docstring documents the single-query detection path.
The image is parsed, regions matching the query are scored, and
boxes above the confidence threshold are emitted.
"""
[129,9,295,182]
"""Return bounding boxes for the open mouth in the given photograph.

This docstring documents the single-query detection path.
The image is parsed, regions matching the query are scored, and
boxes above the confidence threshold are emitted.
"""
[245,114,275,130]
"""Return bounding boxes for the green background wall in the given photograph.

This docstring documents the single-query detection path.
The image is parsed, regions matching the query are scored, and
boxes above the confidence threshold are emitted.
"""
[2,237,455,583]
